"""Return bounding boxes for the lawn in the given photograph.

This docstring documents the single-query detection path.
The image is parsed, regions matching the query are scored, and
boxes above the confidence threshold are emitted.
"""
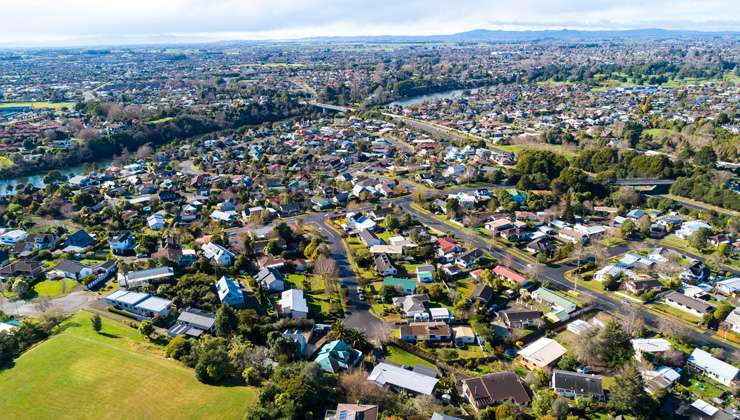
[683,374,727,400]
[384,345,435,369]
[33,278,79,298]
[651,303,702,324]
[0,155,13,169]
[147,116,175,125]
[497,143,578,160]
[0,101,75,110]
[0,312,256,419]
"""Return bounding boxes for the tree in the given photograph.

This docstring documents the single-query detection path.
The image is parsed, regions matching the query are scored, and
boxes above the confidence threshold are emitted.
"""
[477,406,497,420]
[620,219,636,238]
[91,313,102,333]
[551,396,571,419]
[532,389,558,417]
[694,146,717,166]
[600,320,633,368]
[689,228,709,250]
[138,320,154,338]
[608,363,655,417]
[194,336,233,384]
[12,279,32,300]
[215,304,238,337]
[267,331,299,363]
[164,335,192,362]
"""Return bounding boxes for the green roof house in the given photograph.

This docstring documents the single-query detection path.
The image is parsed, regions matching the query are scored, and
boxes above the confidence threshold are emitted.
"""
[314,340,363,373]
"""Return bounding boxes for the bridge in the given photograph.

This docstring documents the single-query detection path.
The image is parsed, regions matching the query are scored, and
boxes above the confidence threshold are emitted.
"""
[308,102,355,113]
[614,178,676,186]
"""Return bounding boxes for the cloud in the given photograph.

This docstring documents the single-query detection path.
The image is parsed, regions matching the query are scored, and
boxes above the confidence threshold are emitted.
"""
[0,0,737,45]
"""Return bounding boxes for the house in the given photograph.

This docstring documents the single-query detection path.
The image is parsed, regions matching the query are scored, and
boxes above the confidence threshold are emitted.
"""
[526,237,555,257]
[631,338,672,362]
[499,309,542,329]
[453,325,476,346]
[400,322,451,343]
[119,267,174,289]
[531,288,577,322]
[255,267,285,292]
[258,255,286,270]
[168,309,216,338]
[154,239,197,266]
[368,362,439,396]
[279,289,309,319]
[0,259,44,279]
[358,230,382,247]
[0,229,28,246]
[216,276,245,308]
[393,294,430,319]
[624,277,663,295]
[87,260,117,289]
[681,261,710,283]
[485,218,514,234]
[461,372,531,412]
[201,242,236,266]
[283,329,308,355]
[518,337,567,370]
[642,366,681,395]
[324,404,378,420]
[664,291,715,318]
[105,290,172,319]
[315,340,363,373]
[470,284,494,304]
[429,307,451,322]
[346,212,376,231]
[723,308,740,334]
[436,237,461,254]
[492,265,528,286]
[383,277,416,294]
[551,370,605,400]
[52,259,93,281]
[415,264,435,283]
[147,213,166,230]
[109,231,136,255]
[455,248,484,269]
[0,250,8,267]
[210,210,238,223]
[374,253,397,276]
[675,220,712,240]
[715,277,740,297]
[687,348,739,387]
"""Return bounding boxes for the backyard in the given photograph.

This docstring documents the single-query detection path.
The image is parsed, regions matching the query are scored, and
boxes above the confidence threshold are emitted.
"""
[0,312,256,419]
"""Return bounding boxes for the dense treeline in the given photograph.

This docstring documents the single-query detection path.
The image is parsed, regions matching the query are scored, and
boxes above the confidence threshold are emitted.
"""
[670,171,740,211]
[0,97,306,179]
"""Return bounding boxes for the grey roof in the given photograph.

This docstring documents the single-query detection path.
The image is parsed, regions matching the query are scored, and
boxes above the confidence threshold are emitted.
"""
[54,259,87,274]
[177,309,216,331]
[552,370,604,396]
[665,291,714,313]
[126,266,174,282]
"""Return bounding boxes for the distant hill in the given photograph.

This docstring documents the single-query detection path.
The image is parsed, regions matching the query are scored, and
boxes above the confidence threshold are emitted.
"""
[300,28,739,43]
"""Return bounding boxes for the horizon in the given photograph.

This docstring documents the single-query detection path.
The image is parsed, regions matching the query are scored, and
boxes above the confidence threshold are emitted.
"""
[1,0,738,47]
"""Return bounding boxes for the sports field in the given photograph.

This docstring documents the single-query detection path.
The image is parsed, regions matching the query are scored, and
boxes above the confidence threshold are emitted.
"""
[0,312,256,420]
[0,101,75,110]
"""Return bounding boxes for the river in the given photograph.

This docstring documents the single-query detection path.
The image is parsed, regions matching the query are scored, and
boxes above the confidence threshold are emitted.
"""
[387,87,483,107]
[0,159,112,196]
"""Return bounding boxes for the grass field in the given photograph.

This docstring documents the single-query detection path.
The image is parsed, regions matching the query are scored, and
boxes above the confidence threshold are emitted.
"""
[0,155,13,169]
[497,143,578,160]
[0,312,256,419]
[384,345,435,369]
[33,278,79,298]
[0,101,75,110]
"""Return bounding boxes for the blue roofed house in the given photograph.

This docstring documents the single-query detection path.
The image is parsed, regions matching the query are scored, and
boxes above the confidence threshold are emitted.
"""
[416,265,435,283]
[216,276,245,308]
[314,340,363,373]
[64,229,95,252]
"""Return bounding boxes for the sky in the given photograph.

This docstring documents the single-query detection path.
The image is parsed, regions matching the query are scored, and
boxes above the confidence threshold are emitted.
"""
[1,0,738,46]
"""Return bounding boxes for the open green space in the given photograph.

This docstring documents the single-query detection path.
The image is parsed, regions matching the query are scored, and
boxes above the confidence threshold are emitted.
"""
[147,116,175,125]
[496,143,578,160]
[384,345,435,369]
[0,101,75,110]
[0,155,14,169]
[0,312,256,419]
[33,278,79,298]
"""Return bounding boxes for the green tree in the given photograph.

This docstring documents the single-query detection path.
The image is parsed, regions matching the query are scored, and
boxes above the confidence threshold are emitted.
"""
[194,336,233,384]
[91,313,102,333]
[608,363,655,417]
[620,219,636,238]
[164,335,192,361]
[532,389,558,417]
[689,228,710,250]
[215,304,239,337]
[551,396,571,419]
[138,320,154,338]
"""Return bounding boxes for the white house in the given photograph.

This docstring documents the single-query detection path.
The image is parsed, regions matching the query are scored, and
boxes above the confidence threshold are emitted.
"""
[631,338,672,362]
[687,348,739,387]
[147,212,166,231]
[0,229,28,246]
[105,290,172,319]
[368,362,438,396]
[675,220,711,240]
[202,242,236,266]
[119,266,175,289]
[216,276,245,308]
[279,289,309,319]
